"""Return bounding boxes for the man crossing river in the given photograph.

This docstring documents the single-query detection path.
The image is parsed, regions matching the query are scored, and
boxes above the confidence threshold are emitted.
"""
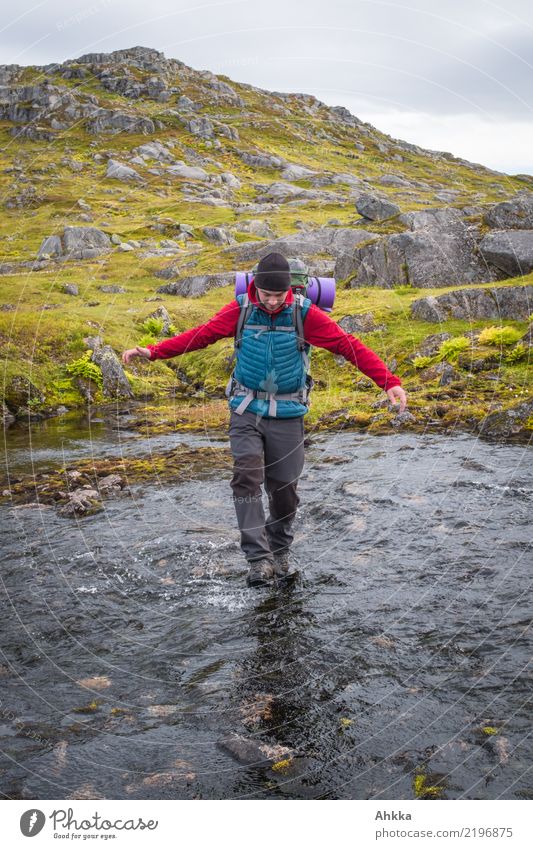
[122,252,407,587]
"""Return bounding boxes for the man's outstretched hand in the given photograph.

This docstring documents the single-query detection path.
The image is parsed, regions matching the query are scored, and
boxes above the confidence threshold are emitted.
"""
[122,346,151,365]
[386,385,407,413]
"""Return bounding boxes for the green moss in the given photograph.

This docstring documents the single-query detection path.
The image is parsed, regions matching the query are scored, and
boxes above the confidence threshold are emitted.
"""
[478,326,523,346]
[66,351,103,387]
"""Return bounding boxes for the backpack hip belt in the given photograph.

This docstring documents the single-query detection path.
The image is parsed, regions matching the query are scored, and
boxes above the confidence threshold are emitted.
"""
[227,376,313,417]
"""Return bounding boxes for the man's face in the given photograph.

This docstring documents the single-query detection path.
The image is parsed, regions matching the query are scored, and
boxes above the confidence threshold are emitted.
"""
[255,287,288,312]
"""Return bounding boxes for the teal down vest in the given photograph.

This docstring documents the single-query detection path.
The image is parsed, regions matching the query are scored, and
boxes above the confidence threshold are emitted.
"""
[227,293,313,419]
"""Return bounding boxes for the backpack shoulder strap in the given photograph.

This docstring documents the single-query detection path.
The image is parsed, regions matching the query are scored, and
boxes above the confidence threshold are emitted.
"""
[234,293,254,349]
[292,292,307,352]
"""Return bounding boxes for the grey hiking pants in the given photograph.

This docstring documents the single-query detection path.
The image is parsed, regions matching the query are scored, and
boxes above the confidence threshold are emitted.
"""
[229,409,305,563]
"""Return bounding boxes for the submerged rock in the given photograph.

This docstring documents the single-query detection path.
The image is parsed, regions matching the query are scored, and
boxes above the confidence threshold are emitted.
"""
[217,732,293,766]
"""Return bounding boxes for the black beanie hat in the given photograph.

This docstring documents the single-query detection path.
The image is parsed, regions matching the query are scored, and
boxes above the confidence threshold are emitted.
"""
[254,252,291,291]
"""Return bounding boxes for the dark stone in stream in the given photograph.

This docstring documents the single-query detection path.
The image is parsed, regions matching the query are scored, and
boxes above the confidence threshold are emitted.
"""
[217,732,293,766]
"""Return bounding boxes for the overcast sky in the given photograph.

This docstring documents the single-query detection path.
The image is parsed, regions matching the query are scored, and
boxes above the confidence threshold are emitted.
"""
[3,0,533,174]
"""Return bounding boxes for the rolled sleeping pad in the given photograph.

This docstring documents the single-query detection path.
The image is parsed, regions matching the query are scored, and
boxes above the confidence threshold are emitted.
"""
[235,272,336,312]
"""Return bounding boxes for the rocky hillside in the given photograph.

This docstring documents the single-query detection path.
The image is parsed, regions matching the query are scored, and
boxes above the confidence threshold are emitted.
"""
[1,45,532,440]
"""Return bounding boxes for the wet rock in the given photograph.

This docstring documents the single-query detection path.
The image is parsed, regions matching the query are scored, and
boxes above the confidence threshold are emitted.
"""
[59,487,102,517]
[217,732,293,766]
[156,273,233,297]
[97,474,124,493]
[478,230,533,276]
[479,397,533,438]
[391,409,417,427]
[484,193,533,229]
[105,159,142,182]
[356,193,400,221]
[338,313,385,334]
[37,226,111,261]
[411,285,533,322]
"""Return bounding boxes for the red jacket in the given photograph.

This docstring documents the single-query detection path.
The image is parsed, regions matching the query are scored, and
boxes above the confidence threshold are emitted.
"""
[147,282,401,391]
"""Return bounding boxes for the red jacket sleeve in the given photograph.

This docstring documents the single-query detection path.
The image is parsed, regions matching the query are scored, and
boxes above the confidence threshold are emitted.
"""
[147,299,240,360]
[303,304,401,390]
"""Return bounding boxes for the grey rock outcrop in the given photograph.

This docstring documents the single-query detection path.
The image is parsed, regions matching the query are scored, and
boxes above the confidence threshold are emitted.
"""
[86,109,155,134]
[225,227,375,266]
[484,193,533,230]
[106,159,142,181]
[156,273,233,297]
[37,227,111,260]
[88,338,133,398]
[410,285,533,322]
[203,227,235,245]
[238,150,284,169]
[167,162,209,180]
[356,193,400,221]
[479,397,533,439]
[478,231,533,277]
[338,313,385,334]
[344,226,499,288]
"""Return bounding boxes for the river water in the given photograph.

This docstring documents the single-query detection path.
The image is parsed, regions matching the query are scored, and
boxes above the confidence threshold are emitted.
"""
[1,413,531,800]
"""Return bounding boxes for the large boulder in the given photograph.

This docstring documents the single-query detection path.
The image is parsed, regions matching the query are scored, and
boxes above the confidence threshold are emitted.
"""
[478,397,533,439]
[399,207,466,231]
[86,109,155,134]
[225,227,375,266]
[484,193,533,229]
[280,163,317,180]
[87,337,133,398]
[156,273,233,297]
[37,227,111,260]
[238,150,284,169]
[356,193,400,221]
[105,159,142,181]
[410,285,533,322]
[167,162,209,180]
[478,231,533,276]
[134,140,174,162]
[344,228,499,288]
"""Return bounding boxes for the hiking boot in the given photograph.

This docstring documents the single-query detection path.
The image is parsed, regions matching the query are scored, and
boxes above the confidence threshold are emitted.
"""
[246,557,275,587]
[272,550,299,581]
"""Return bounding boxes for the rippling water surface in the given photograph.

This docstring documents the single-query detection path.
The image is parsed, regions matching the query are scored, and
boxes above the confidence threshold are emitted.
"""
[1,414,531,799]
